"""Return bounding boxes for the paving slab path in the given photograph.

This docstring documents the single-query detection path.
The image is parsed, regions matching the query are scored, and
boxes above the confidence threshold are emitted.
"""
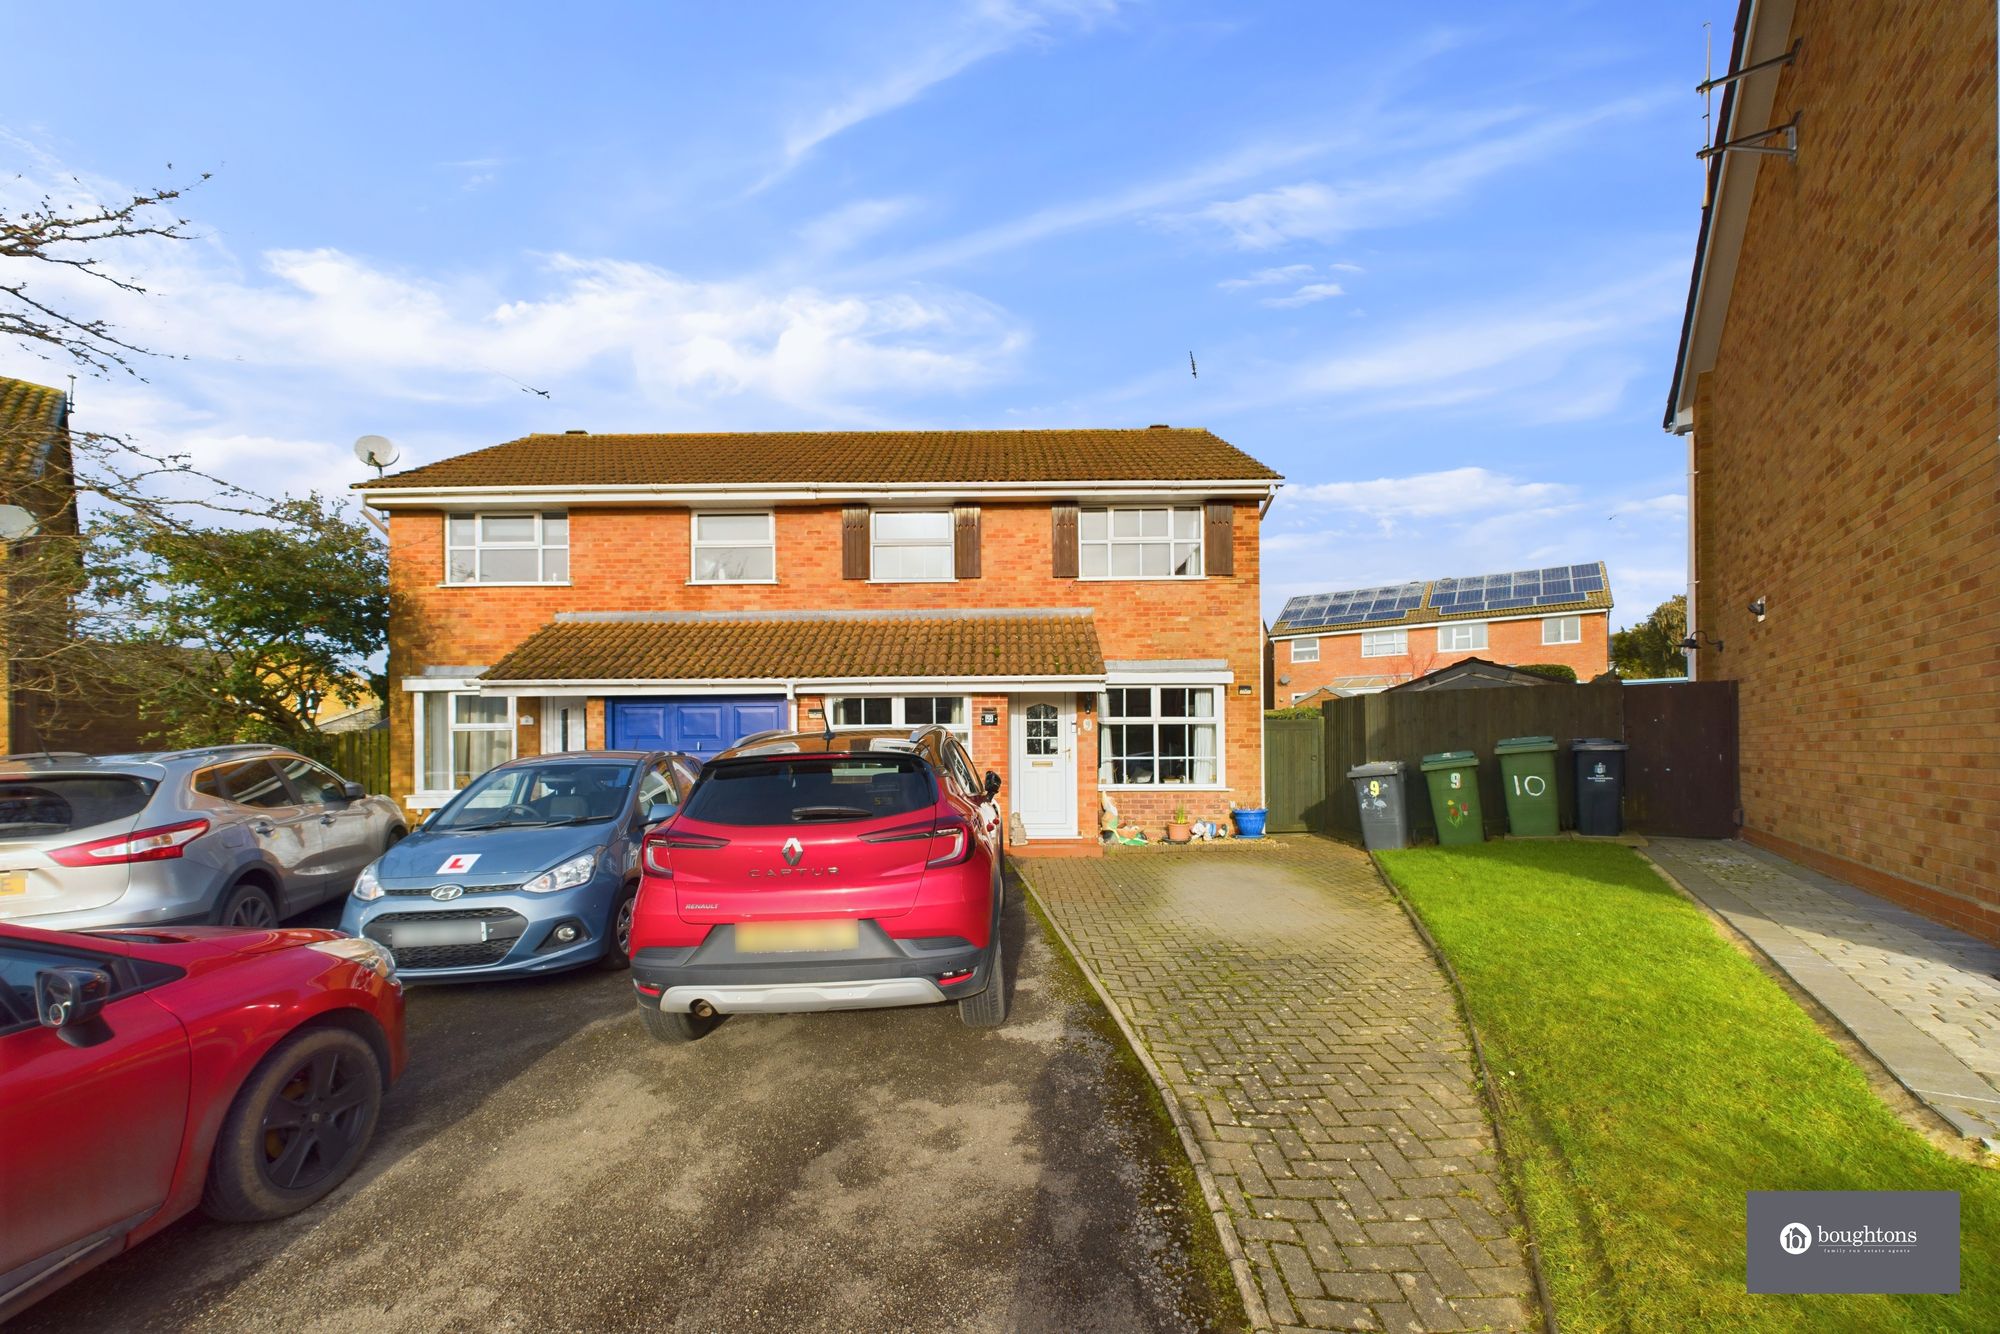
[1648,837,2000,1142]
[1021,839,1538,1334]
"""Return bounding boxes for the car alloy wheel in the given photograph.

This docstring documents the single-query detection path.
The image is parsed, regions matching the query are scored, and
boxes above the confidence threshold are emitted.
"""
[257,1048,371,1193]
[228,892,277,928]
[615,895,636,954]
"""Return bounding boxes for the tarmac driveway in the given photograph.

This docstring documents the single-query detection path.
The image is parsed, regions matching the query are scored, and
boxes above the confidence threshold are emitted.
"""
[14,885,1239,1333]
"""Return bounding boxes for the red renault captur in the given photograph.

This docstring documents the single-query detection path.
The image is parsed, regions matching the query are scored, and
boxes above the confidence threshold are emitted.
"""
[0,920,404,1321]
[627,725,1007,1042]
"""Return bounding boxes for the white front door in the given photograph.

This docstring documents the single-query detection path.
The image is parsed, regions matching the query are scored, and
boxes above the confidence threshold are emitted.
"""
[1011,695,1076,838]
[543,700,589,753]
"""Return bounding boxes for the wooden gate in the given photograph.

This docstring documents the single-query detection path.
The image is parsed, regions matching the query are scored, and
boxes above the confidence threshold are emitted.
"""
[1623,680,1739,837]
[1264,715,1326,832]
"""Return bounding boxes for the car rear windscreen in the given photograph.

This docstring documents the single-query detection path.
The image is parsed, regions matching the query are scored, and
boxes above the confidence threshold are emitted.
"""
[681,756,935,825]
[0,776,157,836]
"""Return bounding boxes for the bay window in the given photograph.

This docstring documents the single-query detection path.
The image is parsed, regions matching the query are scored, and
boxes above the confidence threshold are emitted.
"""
[417,692,516,792]
[1100,685,1221,786]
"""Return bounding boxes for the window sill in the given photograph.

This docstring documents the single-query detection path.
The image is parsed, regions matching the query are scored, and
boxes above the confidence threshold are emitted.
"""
[1076,575,1206,582]
[687,579,780,586]
[439,581,572,589]
[1100,783,1229,792]
[405,791,457,809]
[867,577,958,584]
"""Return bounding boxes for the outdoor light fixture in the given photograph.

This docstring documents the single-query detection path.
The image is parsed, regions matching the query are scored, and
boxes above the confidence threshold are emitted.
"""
[1748,597,1767,622]
[1680,630,1724,654]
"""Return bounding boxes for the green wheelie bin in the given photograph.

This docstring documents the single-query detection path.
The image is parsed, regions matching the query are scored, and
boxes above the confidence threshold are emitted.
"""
[1420,750,1485,845]
[1494,735,1560,837]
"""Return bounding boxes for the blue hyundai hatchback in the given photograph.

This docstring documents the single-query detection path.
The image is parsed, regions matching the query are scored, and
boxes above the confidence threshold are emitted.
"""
[342,751,697,981]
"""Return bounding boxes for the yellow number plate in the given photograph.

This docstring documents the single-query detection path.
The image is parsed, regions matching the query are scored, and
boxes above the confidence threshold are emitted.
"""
[0,872,26,897]
[737,920,859,954]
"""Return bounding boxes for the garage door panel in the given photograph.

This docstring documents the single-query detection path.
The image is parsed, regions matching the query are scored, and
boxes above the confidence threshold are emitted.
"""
[609,697,786,758]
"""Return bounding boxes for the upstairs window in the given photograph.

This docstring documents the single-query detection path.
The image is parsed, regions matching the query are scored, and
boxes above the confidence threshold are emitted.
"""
[1542,614,1582,645]
[1439,622,1488,652]
[1359,630,1407,658]
[1290,638,1320,663]
[1079,506,1203,579]
[446,512,568,585]
[691,513,776,583]
[871,511,954,581]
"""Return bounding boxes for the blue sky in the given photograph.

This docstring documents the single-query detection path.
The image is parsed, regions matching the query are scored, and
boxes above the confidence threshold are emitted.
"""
[2,1,1722,627]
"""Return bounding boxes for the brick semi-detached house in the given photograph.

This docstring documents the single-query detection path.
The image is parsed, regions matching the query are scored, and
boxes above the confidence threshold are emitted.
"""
[1666,0,1999,940]
[356,428,1281,852]
[1267,564,1612,702]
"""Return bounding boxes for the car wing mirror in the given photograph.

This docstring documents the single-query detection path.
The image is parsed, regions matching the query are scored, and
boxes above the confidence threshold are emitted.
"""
[36,966,114,1047]
[644,799,678,825]
[342,781,366,802]
[983,770,1002,800]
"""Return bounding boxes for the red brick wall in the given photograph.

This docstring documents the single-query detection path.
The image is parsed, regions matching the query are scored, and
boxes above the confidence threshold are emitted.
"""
[386,499,1264,838]
[1689,0,2000,940]
[1269,612,1610,701]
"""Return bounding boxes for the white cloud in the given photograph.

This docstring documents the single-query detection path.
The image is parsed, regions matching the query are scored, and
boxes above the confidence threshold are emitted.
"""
[798,197,921,254]
[1217,264,1314,291]
[1261,281,1344,308]
[1288,467,1574,519]
[1185,96,1665,249]
[761,0,1122,187]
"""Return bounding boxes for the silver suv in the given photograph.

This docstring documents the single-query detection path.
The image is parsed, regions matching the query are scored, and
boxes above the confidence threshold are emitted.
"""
[0,745,406,930]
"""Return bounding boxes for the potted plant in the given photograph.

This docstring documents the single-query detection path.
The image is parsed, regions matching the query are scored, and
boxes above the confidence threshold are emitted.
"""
[1166,805,1193,844]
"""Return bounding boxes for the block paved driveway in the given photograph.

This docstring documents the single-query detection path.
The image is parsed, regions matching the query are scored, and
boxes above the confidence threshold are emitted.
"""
[12,890,1239,1334]
[1022,839,1537,1334]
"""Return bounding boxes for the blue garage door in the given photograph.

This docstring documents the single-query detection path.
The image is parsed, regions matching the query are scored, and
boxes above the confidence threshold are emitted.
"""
[608,696,788,759]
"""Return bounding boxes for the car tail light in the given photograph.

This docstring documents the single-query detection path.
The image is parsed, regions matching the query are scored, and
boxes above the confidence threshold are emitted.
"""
[643,830,730,876]
[663,831,730,849]
[50,818,210,868]
[642,837,672,877]
[926,816,973,868]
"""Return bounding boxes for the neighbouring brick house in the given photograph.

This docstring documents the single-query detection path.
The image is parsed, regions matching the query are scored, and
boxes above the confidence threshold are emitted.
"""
[1266,563,1612,702]
[0,375,78,755]
[357,428,1281,851]
[1666,1,1999,939]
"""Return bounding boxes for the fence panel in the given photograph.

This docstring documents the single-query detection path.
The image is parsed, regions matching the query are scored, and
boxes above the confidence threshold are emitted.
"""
[1263,716,1326,832]
[305,729,392,797]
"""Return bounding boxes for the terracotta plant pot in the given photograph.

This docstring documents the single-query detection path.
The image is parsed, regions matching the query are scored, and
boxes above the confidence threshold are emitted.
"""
[1165,821,1193,844]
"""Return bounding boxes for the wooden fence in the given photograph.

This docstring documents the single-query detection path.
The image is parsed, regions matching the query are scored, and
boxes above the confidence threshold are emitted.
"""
[301,728,393,798]
[1265,679,1739,843]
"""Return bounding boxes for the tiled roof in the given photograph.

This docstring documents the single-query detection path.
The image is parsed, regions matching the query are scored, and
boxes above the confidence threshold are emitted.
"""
[357,428,1279,490]
[0,375,68,487]
[1271,562,1614,634]
[482,609,1105,683]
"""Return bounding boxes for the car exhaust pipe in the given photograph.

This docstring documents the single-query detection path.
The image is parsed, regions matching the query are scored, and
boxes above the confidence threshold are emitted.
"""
[691,999,716,1019]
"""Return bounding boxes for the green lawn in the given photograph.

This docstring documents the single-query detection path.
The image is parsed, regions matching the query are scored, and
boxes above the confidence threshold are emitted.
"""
[1374,841,1998,1334]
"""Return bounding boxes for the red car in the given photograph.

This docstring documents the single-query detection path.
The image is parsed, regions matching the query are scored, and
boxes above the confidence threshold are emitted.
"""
[0,921,404,1322]
[629,725,1007,1042]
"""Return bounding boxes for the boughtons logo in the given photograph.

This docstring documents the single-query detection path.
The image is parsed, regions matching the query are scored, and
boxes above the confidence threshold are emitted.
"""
[1780,1222,1813,1256]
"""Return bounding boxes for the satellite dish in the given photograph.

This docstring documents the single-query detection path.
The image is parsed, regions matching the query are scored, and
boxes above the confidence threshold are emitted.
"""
[353,435,401,470]
[0,504,39,541]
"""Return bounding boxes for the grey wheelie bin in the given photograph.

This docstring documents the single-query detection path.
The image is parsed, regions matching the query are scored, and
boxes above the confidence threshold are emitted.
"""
[1572,738,1629,835]
[1347,760,1410,851]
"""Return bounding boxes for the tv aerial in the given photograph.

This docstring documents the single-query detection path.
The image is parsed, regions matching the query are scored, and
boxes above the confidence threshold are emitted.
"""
[0,504,39,541]
[353,434,402,477]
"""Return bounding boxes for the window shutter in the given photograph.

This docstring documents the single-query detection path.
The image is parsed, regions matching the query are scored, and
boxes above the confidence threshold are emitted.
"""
[1204,500,1234,576]
[841,507,868,579]
[953,505,982,578]
[1051,502,1079,578]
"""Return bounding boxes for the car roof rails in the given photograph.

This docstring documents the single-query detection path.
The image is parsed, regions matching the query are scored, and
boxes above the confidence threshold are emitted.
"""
[0,750,94,763]
[732,728,796,749]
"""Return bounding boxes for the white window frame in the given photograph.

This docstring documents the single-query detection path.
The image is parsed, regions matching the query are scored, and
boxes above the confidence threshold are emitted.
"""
[869,510,956,583]
[825,694,973,748]
[413,691,517,796]
[1289,637,1321,663]
[1359,629,1407,659]
[689,512,777,585]
[1078,505,1204,580]
[1438,622,1488,652]
[1098,684,1225,789]
[1542,614,1582,645]
[443,511,569,586]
